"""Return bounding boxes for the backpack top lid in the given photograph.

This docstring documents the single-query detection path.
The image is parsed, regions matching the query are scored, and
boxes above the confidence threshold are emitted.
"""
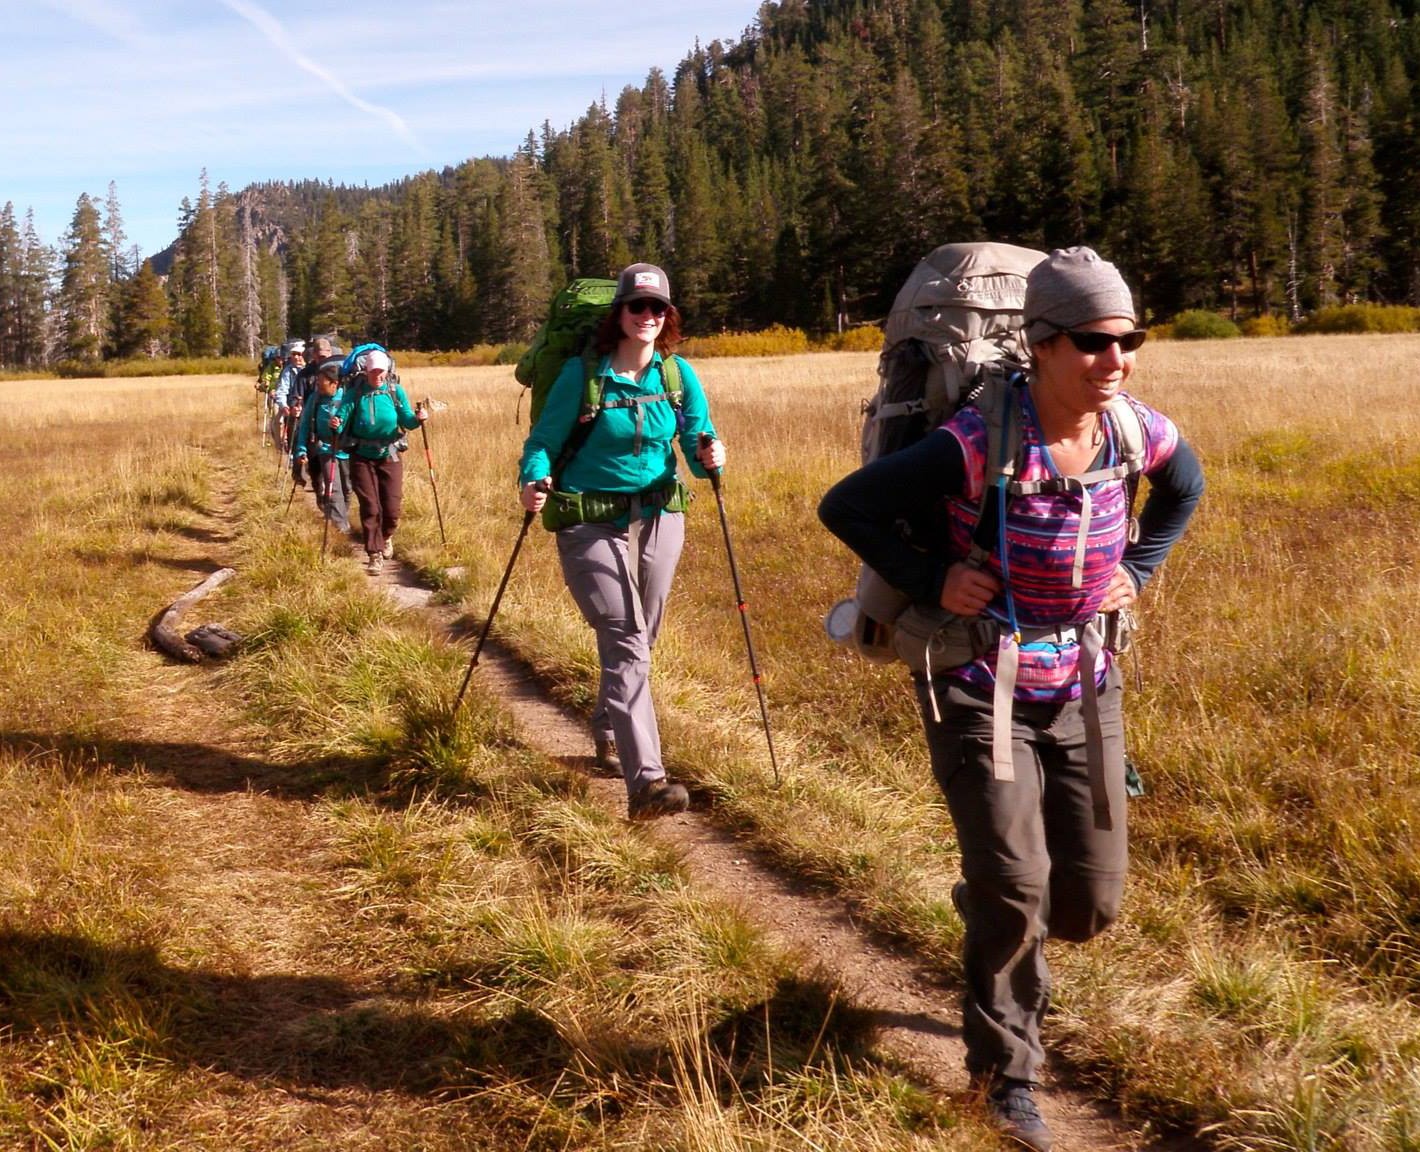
[516,278,620,425]
[882,242,1047,351]
[341,342,395,381]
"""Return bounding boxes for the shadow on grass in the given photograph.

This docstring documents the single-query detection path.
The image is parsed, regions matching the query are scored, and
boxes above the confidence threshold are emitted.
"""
[0,729,388,800]
[0,930,881,1103]
[72,548,230,574]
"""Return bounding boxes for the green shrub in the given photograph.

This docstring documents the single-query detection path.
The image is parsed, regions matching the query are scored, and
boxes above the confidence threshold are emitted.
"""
[54,359,105,379]
[494,343,526,366]
[1148,322,1175,341]
[1295,304,1420,334]
[1170,311,1242,340]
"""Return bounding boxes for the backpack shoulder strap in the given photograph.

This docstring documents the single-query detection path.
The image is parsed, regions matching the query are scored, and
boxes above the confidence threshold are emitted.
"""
[662,354,685,406]
[1102,396,1147,541]
[968,368,1026,566]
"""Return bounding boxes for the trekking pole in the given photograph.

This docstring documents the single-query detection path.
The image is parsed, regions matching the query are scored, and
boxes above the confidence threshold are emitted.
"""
[697,433,781,786]
[320,455,336,560]
[283,470,300,518]
[417,401,447,547]
[453,481,548,711]
[276,418,289,479]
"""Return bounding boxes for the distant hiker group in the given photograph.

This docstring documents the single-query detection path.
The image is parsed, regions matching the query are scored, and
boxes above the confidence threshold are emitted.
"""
[260,242,1202,1152]
[257,335,430,575]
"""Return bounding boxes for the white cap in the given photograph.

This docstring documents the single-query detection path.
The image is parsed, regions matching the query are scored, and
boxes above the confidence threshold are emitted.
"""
[357,349,392,374]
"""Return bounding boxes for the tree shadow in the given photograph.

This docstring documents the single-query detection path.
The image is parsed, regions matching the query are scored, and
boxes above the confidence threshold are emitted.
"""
[72,548,228,574]
[0,729,388,801]
[0,931,883,1105]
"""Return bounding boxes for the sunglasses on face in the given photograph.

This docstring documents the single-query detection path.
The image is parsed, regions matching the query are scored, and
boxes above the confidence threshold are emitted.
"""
[1050,325,1148,354]
[625,298,669,317]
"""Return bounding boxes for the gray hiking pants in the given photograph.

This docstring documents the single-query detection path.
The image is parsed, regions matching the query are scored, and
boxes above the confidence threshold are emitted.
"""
[312,453,351,533]
[555,512,685,796]
[916,664,1127,1085]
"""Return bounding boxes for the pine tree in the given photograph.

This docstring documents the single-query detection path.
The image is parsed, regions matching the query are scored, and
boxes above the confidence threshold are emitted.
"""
[0,203,20,368]
[16,211,51,369]
[491,139,555,342]
[57,193,109,363]
[113,259,171,358]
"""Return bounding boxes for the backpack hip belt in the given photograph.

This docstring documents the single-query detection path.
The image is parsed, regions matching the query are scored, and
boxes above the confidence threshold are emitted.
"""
[541,479,690,531]
[343,434,401,459]
[909,609,1130,831]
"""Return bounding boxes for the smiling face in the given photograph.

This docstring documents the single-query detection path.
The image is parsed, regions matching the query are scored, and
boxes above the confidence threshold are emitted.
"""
[617,299,667,350]
[1032,318,1139,416]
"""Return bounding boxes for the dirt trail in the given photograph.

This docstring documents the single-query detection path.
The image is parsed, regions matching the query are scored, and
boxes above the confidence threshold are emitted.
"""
[378,560,1188,1152]
[129,458,1183,1148]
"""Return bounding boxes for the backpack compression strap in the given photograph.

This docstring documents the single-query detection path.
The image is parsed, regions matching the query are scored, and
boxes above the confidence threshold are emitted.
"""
[998,395,1147,588]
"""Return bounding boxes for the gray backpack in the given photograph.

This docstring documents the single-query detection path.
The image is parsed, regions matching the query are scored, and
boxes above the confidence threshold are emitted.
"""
[826,241,1146,674]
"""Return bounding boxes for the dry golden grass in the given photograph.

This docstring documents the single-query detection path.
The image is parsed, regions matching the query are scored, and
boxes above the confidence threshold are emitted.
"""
[397,337,1420,1148]
[0,372,989,1150]
[6,338,1420,1149]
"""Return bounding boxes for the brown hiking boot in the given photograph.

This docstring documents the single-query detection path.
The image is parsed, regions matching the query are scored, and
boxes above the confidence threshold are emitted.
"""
[627,779,689,820]
[594,738,621,774]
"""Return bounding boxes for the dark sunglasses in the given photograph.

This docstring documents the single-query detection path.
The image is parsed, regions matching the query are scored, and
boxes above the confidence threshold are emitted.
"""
[1050,324,1147,354]
[625,298,669,317]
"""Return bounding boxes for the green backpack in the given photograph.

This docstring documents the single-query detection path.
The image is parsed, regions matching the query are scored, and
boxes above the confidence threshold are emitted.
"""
[516,278,620,425]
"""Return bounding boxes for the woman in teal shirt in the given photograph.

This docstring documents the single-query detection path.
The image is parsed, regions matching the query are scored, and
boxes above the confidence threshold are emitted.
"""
[330,346,426,574]
[519,263,725,820]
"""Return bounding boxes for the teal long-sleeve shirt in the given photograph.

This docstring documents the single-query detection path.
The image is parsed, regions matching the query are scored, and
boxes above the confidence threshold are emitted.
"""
[518,352,716,493]
[294,388,350,460]
[331,379,421,460]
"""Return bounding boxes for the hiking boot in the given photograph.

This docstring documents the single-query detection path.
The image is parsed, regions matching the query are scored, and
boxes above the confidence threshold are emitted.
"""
[986,1080,1053,1152]
[627,779,689,820]
[365,552,383,576]
[381,537,395,559]
[594,738,621,774]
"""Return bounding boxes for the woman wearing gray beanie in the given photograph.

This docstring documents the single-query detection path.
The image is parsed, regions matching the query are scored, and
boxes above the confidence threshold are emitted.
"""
[819,246,1203,1151]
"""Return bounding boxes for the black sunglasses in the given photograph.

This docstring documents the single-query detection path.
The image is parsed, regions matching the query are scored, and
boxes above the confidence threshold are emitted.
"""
[1050,324,1147,354]
[625,298,669,317]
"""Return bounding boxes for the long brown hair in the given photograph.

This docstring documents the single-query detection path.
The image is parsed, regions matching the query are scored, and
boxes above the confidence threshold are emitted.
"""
[593,302,683,357]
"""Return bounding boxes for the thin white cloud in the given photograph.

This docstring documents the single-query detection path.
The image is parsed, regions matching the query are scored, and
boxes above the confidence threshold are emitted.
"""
[216,0,428,156]
[39,0,145,45]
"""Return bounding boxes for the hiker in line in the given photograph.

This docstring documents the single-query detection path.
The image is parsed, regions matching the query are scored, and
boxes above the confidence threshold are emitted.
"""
[819,247,1203,1152]
[518,263,724,821]
[273,341,306,469]
[297,335,341,500]
[294,358,351,535]
[329,346,426,574]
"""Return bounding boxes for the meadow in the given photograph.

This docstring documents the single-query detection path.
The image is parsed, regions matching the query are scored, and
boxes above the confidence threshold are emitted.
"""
[0,336,1418,1149]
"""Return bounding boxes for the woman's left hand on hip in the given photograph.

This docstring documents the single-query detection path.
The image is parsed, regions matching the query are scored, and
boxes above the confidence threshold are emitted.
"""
[1099,566,1137,613]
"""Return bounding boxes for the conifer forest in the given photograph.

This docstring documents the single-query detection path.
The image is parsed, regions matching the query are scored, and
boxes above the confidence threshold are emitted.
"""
[2,0,1417,368]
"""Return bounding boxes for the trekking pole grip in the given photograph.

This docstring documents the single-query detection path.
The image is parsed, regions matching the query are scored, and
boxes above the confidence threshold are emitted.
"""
[697,431,723,491]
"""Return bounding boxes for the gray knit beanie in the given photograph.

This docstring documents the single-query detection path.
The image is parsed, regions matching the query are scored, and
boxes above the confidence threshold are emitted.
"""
[1023,247,1136,347]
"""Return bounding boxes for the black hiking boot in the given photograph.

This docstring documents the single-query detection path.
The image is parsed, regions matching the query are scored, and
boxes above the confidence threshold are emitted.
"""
[628,779,689,821]
[594,738,621,774]
[986,1079,1053,1152]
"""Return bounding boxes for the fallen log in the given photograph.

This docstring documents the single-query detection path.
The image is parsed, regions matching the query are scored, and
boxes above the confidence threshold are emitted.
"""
[151,568,237,664]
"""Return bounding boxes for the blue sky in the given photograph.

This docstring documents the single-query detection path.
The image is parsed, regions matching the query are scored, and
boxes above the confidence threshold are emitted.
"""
[5,0,760,261]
